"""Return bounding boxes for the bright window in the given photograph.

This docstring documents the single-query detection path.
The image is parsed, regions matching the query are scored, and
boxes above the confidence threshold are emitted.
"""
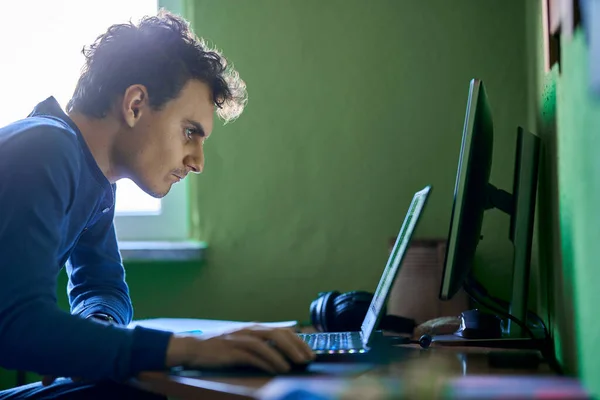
[0,0,189,242]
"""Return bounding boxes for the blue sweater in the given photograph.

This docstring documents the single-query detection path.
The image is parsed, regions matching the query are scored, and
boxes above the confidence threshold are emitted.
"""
[0,97,173,382]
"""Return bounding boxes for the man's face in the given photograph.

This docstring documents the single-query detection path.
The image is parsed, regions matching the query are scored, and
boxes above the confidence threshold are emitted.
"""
[114,79,214,198]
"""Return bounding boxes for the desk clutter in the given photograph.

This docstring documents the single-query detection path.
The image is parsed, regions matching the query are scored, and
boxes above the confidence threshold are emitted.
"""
[258,375,591,400]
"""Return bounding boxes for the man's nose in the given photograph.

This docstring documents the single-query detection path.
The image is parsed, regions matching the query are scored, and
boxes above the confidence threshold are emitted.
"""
[188,146,204,174]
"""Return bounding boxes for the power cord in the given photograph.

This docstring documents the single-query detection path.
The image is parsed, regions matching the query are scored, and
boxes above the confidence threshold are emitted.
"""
[463,274,563,375]
[463,278,537,340]
[464,275,548,337]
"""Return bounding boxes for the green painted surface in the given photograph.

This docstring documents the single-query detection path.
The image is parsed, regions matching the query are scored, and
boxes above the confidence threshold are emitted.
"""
[525,0,600,396]
[556,29,600,397]
[187,0,528,323]
[524,0,577,376]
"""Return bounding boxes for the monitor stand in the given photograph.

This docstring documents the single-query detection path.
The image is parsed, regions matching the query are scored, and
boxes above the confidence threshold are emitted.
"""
[433,127,543,351]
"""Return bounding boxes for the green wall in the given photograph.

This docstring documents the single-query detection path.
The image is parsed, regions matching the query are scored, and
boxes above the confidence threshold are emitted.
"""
[557,29,600,398]
[186,0,529,322]
[525,0,600,397]
[524,0,577,377]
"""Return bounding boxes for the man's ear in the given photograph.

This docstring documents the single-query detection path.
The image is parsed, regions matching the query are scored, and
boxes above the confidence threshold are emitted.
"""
[122,84,148,128]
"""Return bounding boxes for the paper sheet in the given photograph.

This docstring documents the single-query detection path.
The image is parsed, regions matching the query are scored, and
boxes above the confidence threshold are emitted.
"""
[128,318,298,336]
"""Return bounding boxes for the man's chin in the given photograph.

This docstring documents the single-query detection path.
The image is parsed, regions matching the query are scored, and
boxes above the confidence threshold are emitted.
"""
[153,191,168,199]
[143,185,170,199]
[154,187,170,198]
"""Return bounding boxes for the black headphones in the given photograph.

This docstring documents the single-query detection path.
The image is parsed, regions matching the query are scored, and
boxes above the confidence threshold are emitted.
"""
[309,290,432,348]
[309,290,417,335]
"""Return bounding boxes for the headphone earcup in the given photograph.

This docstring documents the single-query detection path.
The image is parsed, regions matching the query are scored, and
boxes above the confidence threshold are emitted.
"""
[330,290,374,332]
[309,291,339,332]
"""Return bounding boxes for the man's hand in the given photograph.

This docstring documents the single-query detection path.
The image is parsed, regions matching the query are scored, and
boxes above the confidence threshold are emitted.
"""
[166,325,315,374]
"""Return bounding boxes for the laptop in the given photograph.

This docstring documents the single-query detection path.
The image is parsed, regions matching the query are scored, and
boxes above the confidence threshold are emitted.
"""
[297,185,432,362]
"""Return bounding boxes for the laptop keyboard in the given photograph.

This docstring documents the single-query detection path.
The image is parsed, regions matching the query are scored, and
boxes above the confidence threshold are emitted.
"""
[297,332,365,354]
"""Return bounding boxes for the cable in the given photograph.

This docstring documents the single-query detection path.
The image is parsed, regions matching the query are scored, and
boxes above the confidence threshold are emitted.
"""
[465,275,549,338]
[463,280,537,340]
[462,275,563,375]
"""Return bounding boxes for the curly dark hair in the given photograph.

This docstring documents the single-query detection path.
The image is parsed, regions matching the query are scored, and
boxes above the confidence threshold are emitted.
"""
[66,9,246,123]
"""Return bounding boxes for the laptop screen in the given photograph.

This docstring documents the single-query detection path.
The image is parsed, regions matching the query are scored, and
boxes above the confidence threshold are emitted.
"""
[360,186,431,343]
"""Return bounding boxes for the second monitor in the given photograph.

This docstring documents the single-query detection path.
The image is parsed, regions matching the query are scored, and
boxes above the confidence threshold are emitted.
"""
[438,78,542,345]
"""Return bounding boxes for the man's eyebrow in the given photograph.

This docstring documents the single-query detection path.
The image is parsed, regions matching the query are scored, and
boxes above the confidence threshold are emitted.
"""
[185,119,206,136]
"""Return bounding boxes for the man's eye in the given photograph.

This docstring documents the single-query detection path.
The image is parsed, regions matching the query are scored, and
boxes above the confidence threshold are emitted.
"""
[185,127,205,139]
[185,128,196,139]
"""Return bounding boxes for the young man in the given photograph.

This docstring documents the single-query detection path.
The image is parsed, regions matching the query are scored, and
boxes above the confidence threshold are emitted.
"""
[0,10,314,399]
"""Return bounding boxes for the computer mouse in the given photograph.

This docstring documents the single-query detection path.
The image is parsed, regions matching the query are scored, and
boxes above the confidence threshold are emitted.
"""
[454,309,503,339]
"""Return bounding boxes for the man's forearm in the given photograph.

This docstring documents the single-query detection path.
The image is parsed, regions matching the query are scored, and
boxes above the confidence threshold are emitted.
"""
[67,211,134,326]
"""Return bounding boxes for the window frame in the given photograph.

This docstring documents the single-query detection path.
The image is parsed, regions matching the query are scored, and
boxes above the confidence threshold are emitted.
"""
[114,179,190,242]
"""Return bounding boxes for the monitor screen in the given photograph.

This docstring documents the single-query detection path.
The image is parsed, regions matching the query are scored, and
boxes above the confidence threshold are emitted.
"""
[439,79,494,301]
[361,186,431,342]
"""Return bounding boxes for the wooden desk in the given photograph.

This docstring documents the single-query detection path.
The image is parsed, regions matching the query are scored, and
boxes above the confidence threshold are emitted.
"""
[131,343,567,400]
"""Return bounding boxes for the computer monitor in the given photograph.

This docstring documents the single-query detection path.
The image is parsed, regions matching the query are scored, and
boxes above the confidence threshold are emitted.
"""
[439,78,541,339]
